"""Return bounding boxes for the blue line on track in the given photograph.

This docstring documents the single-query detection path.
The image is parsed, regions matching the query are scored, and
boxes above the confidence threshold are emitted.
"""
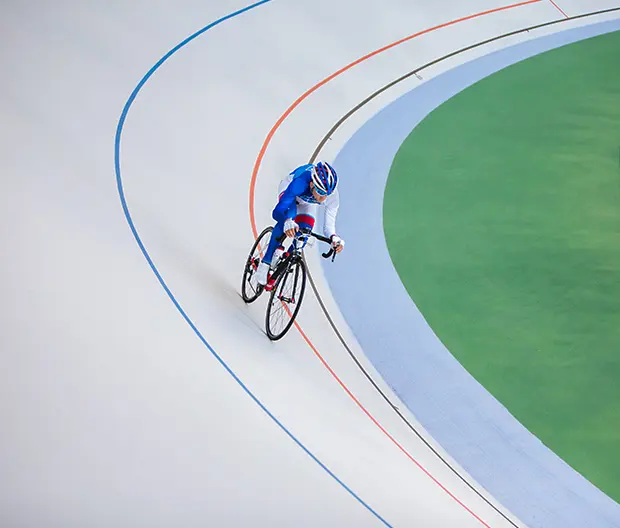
[113,1,392,525]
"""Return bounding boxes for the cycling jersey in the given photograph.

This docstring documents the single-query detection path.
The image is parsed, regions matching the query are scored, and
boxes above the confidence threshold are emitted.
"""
[272,164,339,239]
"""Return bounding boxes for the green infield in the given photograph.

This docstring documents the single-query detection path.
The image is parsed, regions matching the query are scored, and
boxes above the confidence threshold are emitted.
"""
[384,30,620,501]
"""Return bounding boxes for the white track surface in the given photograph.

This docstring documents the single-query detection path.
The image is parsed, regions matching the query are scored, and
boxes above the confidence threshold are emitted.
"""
[2,1,618,526]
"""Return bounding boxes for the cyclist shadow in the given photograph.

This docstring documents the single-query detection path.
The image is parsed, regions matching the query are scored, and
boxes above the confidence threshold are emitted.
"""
[139,212,268,337]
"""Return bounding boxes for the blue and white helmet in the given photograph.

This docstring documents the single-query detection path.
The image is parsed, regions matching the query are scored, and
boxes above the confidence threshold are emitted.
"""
[311,161,338,196]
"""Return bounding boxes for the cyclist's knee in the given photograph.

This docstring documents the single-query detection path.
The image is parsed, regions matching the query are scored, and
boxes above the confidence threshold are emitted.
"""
[294,213,315,231]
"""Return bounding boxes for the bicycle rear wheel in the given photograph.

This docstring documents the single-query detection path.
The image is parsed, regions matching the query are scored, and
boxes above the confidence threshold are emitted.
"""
[241,226,273,303]
[265,257,307,341]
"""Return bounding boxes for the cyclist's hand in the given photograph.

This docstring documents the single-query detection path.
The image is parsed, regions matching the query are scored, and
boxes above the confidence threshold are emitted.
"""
[331,235,345,253]
[284,219,298,238]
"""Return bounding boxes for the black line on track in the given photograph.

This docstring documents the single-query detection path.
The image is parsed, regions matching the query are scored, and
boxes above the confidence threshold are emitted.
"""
[304,7,620,528]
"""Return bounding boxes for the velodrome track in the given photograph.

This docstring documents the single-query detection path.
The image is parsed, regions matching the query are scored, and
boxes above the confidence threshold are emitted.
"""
[2,1,619,526]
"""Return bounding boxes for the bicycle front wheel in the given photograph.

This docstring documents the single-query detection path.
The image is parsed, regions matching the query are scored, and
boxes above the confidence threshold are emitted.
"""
[265,257,307,341]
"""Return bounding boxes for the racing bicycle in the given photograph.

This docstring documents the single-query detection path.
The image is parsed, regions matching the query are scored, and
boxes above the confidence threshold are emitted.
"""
[241,226,337,340]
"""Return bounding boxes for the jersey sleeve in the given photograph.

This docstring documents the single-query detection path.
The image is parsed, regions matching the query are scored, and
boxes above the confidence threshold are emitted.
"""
[322,189,340,238]
[272,174,308,223]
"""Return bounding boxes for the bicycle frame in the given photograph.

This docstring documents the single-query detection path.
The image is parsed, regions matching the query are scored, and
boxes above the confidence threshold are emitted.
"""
[269,228,334,285]
[245,225,339,340]
[269,240,303,286]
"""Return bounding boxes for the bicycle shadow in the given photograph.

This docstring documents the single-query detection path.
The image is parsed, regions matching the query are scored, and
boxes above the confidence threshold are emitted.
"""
[135,209,269,339]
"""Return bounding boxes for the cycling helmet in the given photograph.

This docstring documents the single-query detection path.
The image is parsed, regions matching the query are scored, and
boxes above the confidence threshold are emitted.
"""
[311,161,338,196]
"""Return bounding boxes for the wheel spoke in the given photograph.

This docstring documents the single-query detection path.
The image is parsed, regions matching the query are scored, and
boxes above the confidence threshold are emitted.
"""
[271,279,290,332]
[274,305,287,332]
[241,227,272,303]
[266,257,306,340]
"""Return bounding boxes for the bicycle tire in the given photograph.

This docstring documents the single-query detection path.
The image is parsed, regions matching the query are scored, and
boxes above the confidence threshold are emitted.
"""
[265,256,307,340]
[241,226,273,304]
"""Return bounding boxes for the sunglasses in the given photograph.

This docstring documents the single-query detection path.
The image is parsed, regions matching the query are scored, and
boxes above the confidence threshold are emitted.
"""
[311,183,329,197]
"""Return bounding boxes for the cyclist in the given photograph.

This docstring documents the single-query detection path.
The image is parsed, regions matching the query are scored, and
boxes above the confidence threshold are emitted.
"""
[255,161,345,289]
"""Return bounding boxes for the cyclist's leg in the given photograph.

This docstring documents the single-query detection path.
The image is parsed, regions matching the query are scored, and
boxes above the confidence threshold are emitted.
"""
[256,225,283,286]
[284,203,317,253]
[262,219,286,265]
[295,214,315,230]
[295,201,316,229]
[263,174,298,265]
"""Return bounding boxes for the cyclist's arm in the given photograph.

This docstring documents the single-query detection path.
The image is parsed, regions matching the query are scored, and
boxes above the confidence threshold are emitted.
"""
[323,189,340,238]
[272,176,306,223]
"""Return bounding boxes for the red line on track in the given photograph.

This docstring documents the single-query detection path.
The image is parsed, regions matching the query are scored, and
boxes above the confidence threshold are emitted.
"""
[549,0,569,18]
[249,0,542,238]
[250,1,544,525]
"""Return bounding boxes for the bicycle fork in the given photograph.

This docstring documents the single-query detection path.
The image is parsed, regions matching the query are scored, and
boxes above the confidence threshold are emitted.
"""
[267,258,297,303]
[279,264,300,304]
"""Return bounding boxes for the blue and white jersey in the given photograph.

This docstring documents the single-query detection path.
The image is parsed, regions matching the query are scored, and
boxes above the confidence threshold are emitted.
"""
[272,164,340,238]
[288,165,322,204]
